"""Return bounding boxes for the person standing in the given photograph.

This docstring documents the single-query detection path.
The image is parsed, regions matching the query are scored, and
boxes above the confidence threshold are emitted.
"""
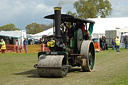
[40,37,44,51]
[18,40,22,53]
[19,45,22,53]
[112,38,115,50]
[15,39,19,53]
[0,39,6,53]
[104,36,108,50]
[102,36,106,50]
[23,38,28,53]
[115,36,120,52]
[124,36,128,49]
[100,37,103,51]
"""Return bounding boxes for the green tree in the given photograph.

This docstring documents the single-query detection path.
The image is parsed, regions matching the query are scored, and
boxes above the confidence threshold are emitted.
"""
[40,23,53,31]
[0,23,20,31]
[73,0,112,18]
[25,23,43,34]
[67,11,77,16]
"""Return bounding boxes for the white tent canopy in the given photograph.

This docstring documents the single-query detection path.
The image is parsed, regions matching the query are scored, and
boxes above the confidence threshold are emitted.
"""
[0,30,22,38]
[92,33,105,38]
[0,30,26,45]
[34,27,53,36]
[33,28,53,39]
[89,17,128,33]
[122,33,128,36]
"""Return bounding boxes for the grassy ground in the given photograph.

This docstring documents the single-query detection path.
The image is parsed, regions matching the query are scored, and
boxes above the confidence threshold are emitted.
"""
[0,48,128,85]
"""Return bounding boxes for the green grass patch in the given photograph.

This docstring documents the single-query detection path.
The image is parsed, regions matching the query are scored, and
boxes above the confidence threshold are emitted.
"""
[0,48,128,85]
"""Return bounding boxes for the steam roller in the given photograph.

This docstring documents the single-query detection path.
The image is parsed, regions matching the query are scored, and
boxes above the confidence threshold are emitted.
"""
[34,7,95,78]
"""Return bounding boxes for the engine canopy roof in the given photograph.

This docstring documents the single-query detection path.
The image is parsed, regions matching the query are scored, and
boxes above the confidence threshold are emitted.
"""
[44,14,95,24]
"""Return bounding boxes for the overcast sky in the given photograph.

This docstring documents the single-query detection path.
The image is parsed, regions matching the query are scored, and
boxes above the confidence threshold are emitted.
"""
[0,0,128,30]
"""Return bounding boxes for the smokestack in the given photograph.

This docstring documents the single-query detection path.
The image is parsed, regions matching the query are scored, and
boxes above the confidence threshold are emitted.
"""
[54,7,62,38]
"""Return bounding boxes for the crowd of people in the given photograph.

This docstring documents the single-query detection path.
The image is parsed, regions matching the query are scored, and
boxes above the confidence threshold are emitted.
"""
[112,36,120,52]
[99,35,120,52]
[40,35,49,52]
[14,38,28,53]
[100,36,108,51]
[0,38,28,54]
[39,35,55,52]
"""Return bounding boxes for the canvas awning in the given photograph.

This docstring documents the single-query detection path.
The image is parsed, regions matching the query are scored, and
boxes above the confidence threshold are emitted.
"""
[0,31,22,38]
[34,28,53,37]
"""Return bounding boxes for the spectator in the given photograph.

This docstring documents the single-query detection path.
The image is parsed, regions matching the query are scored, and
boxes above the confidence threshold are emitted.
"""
[114,38,116,49]
[115,36,120,52]
[40,37,44,51]
[0,39,6,53]
[19,45,22,53]
[102,36,106,51]
[43,36,48,44]
[124,36,128,49]
[100,37,103,51]
[23,38,28,53]
[112,38,115,50]
[104,36,108,50]
[18,40,22,53]
[15,39,19,53]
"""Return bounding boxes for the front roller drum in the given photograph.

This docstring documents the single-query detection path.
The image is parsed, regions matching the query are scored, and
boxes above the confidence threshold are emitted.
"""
[80,40,95,72]
[37,55,68,78]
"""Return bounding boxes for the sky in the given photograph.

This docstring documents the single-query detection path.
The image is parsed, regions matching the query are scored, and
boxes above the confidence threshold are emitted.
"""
[0,0,128,30]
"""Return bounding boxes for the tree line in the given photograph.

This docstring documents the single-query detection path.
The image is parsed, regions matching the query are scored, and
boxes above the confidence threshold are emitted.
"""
[0,23,53,34]
[0,0,112,34]
[25,23,53,34]
[0,23,20,31]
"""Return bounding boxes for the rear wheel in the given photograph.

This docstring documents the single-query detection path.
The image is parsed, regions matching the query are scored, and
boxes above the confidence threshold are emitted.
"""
[80,40,95,71]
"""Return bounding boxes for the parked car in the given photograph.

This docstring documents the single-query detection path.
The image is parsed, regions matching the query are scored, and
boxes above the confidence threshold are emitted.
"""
[34,39,39,44]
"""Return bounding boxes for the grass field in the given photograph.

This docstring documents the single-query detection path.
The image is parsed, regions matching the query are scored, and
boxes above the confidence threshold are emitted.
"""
[0,48,128,85]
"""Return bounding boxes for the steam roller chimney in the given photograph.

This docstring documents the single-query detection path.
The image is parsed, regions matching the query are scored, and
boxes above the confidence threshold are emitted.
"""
[54,7,62,38]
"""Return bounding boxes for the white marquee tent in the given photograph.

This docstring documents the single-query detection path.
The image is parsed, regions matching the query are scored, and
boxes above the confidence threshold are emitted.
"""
[0,30,25,38]
[0,30,26,45]
[89,17,128,33]
[122,33,128,36]
[33,28,53,39]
